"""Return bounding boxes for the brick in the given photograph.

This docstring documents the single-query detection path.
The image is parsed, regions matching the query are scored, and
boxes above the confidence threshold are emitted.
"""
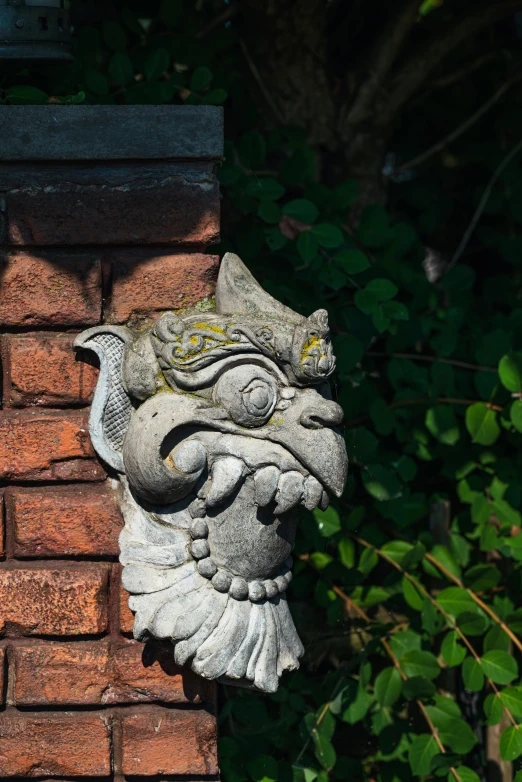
[121,707,218,776]
[7,486,122,557]
[2,333,98,407]
[0,490,4,559]
[0,646,4,700]
[3,162,220,246]
[0,714,111,776]
[0,250,101,327]
[0,409,103,481]
[107,250,219,325]
[10,639,212,706]
[0,564,109,635]
[118,566,135,634]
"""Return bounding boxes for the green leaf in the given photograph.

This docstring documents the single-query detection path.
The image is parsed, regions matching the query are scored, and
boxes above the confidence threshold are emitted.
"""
[436,587,477,618]
[84,69,110,96]
[382,300,409,321]
[238,130,266,169]
[456,611,487,636]
[338,538,355,568]
[426,405,460,445]
[312,733,336,771]
[313,506,341,537]
[354,289,378,315]
[499,687,522,718]
[282,199,319,224]
[247,754,278,782]
[201,89,228,105]
[245,177,285,201]
[311,223,344,248]
[426,695,461,729]
[439,718,477,754]
[190,65,213,92]
[463,564,501,592]
[408,734,439,777]
[381,541,414,565]
[333,249,370,274]
[401,650,440,680]
[462,657,484,691]
[449,767,481,782]
[511,398,522,432]
[108,52,134,85]
[466,402,501,445]
[297,232,319,262]
[484,624,510,652]
[390,630,422,659]
[481,650,518,684]
[6,85,48,104]
[364,278,398,301]
[374,667,402,707]
[403,676,436,700]
[145,49,170,81]
[500,726,522,762]
[362,465,401,501]
[484,692,504,725]
[258,201,282,224]
[402,575,424,611]
[499,352,522,393]
[441,631,466,666]
[102,20,128,51]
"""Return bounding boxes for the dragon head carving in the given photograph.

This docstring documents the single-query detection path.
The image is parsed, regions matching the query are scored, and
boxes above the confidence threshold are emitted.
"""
[75,253,347,692]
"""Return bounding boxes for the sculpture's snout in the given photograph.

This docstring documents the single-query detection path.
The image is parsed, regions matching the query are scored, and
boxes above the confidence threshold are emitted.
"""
[300,399,343,430]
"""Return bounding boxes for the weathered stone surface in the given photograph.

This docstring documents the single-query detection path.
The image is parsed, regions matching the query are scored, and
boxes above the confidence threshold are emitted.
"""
[10,639,213,705]
[0,105,223,161]
[76,253,347,692]
[107,250,219,325]
[0,714,111,776]
[0,409,101,481]
[2,162,220,246]
[0,564,109,635]
[121,708,218,775]
[7,485,122,557]
[0,250,102,327]
[2,333,98,407]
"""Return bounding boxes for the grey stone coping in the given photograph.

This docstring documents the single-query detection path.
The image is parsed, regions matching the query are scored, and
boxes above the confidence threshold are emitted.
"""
[0,105,223,161]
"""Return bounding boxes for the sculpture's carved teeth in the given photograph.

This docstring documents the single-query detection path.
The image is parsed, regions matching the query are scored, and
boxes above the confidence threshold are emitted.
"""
[302,475,324,511]
[319,490,329,510]
[206,456,246,507]
[254,465,280,506]
[274,471,305,514]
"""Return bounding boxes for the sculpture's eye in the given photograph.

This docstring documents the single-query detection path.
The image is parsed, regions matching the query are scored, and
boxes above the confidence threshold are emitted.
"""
[214,365,278,427]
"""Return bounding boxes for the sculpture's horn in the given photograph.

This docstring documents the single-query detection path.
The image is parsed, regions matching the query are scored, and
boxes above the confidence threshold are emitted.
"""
[215,253,305,325]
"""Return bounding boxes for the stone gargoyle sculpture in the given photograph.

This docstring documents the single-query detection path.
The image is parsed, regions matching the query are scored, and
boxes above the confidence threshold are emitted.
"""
[75,253,347,692]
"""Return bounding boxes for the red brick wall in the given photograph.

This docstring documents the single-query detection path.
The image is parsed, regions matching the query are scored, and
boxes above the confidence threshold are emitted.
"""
[0,106,222,779]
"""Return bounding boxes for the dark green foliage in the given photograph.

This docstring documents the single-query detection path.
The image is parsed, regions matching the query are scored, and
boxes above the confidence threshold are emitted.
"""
[6,2,522,779]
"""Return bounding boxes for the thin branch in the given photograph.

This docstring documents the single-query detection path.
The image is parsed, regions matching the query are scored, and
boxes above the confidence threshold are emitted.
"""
[381,0,522,125]
[293,677,345,766]
[342,0,422,128]
[393,76,521,174]
[366,351,497,374]
[196,4,239,39]
[331,584,461,782]
[430,53,499,90]
[423,551,522,656]
[449,138,522,268]
[354,536,519,730]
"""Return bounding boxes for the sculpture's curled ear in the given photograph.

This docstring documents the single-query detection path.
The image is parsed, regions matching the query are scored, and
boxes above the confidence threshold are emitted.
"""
[73,326,134,473]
